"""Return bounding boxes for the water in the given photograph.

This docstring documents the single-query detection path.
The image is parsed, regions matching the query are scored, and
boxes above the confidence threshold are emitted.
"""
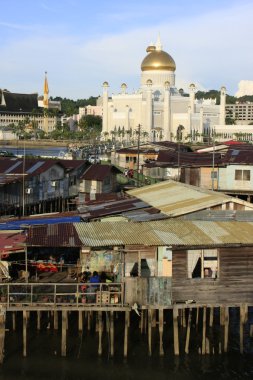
[0,145,68,158]
[0,312,253,380]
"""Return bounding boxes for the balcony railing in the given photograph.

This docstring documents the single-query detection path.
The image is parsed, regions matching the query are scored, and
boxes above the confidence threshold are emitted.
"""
[0,282,124,308]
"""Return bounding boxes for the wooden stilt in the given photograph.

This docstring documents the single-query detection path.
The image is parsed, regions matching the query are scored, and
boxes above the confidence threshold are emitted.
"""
[202,307,206,355]
[144,309,147,333]
[124,311,129,358]
[98,311,103,356]
[240,305,245,354]
[224,306,229,353]
[151,309,156,328]
[54,311,58,330]
[110,311,114,357]
[61,311,67,357]
[0,308,6,363]
[140,310,144,334]
[206,337,210,354]
[87,311,91,331]
[12,311,16,331]
[66,311,68,330]
[159,309,164,356]
[182,308,186,328]
[37,311,41,330]
[185,308,192,354]
[209,307,213,327]
[173,308,179,355]
[250,324,253,338]
[196,307,199,327]
[148,309,152,356]
[78,311,83,332]
[23,310,27,357]
[220,307,225,326]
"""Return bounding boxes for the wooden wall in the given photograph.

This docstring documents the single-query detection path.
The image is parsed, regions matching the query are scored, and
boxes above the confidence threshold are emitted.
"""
[172,247,253,304]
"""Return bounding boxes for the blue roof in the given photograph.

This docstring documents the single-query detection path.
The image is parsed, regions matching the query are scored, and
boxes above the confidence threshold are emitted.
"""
[0,216,82,230]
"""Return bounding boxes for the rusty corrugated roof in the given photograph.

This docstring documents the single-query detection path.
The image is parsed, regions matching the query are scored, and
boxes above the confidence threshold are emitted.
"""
[127,180,253,217]
[27,223,82,247]
[73,219,253,247]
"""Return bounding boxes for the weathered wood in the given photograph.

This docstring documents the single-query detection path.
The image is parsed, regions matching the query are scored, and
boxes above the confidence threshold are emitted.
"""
[12,311,16,331]
[209,307,213,327]
[140,310,144,334]
[224,306,229,353]
[124,311,129,358]
[250,324,253,338]
[202,307,206,355]
[0,308,6,363]
[185,308,192,354]
[159,309,164,356]
[23,310,27,357]
[240,305,245,354]
[98,311,103,356]
[61,310,67,357]
[87,311,91,331]
[110,311,114,357]
[196,307,199,327]
[148,309,152,356]
[37,311,41,330]
[173,308,179,355]
[78,311,83,332]
[54,311,58,330]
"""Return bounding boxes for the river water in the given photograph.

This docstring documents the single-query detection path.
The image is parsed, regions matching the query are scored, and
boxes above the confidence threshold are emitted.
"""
[0,311,253,380]
[0,145,68,158]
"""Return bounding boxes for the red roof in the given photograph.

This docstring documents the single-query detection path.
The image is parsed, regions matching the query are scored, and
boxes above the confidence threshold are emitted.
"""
[27,223,82,247]
[80,164,121,181]
[0,232,26,255]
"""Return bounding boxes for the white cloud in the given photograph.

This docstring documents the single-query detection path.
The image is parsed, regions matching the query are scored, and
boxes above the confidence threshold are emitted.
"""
[0,2,253,98]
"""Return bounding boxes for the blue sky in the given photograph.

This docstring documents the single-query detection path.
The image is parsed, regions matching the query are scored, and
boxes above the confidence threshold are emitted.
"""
[1,0,253,99]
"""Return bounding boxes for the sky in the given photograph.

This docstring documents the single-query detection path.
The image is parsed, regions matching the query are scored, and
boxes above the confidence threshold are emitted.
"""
[1,0,253,99]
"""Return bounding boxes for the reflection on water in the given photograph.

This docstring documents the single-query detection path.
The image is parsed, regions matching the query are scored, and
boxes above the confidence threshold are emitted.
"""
[1,312,253,380]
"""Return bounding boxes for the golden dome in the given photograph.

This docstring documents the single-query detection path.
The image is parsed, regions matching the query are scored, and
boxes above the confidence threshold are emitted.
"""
[141,48,176,72]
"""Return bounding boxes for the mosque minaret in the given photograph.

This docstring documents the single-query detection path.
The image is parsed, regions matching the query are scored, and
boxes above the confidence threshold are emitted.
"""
[102,36,226,143]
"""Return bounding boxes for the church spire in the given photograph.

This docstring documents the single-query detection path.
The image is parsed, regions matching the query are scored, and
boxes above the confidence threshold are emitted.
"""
[43,71,49,108]
[156,33,162,51]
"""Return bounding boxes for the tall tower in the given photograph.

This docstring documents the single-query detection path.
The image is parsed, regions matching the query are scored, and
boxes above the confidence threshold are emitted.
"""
[43,71,49,109]
[219,86,226,125]
[43,72,49,134]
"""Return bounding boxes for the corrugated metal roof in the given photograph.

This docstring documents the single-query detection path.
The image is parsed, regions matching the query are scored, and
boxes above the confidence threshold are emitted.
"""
[73,219,253,247]
[27,223,82,247]
[127,180,253,217]
[182,210,253,222]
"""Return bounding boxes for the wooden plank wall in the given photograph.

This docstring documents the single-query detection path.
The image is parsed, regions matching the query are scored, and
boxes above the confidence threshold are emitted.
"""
[172,247,253,304]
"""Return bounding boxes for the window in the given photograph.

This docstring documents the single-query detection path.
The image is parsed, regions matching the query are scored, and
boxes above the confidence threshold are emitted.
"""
[235,169,250,181]
[188,249,218,279]
[211,171,217,179]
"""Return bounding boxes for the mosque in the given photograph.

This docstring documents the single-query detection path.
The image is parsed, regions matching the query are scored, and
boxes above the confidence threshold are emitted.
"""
[101,36,226,143]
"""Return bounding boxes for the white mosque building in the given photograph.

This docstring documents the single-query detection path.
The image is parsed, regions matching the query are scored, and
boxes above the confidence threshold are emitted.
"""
[101,36,227,143]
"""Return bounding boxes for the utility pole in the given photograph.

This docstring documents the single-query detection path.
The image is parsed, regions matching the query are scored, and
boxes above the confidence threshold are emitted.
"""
[212,128,215,191]
[22,139,26,217]
[136,124,141,187]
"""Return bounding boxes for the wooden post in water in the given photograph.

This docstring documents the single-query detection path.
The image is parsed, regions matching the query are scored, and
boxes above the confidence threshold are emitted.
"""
[209,307,214,327]
[110,311,114,357]
[61,310,67,357]
[140,310,144,334]
[78,311,83,332]
[87,311,91,331]
[240,304,245,354]
[173,308,179,355]
[37,311,41,330]
[98,311,103,356]
[224,306,229,353]
[12,311,16,331]
[185,308,192,354]
[0,308,6,363]
[159,309,164,356]
[54,311,58,330]
[124,311,129,358]
[202,307,206,355]
[23,310,27,357]
[148,309,152,356]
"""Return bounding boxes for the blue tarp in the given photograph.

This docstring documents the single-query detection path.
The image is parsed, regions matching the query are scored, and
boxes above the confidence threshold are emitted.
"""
[0,216,82,230]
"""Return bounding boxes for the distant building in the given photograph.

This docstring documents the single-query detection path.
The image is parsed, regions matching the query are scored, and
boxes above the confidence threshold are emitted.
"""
[226,102,253,125]
[0,73,60,136]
